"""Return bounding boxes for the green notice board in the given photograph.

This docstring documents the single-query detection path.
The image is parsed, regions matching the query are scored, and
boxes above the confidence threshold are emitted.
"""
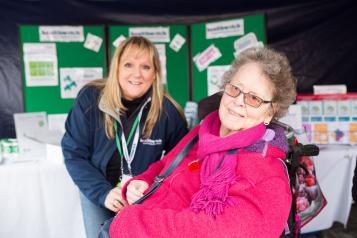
[19,25,107,114]
[191,14,267,102]
[108,25,189,108]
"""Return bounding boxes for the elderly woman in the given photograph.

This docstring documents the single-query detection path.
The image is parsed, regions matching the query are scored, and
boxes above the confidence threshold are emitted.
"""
[109,46,297,238]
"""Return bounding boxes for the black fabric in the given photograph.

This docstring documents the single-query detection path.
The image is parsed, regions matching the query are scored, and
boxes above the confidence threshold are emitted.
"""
[198,92,222,121]
[353,159,357,202]
[0,0,356,138]
[134,135,198,205]
[106,150,121,187]
[120,88,151,139]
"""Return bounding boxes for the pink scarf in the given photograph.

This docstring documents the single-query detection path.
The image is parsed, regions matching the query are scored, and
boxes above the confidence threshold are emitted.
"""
[190,111,266,216]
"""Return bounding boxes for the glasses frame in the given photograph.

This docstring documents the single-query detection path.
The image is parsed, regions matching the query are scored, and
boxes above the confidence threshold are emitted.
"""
[224,83,273,108]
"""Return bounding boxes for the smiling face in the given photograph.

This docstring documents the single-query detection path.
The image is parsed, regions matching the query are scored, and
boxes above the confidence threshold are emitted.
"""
[219,62,275,137]
[118,46,156,101]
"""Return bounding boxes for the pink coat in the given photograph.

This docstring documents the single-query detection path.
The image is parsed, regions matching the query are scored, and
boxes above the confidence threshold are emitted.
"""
[110,125,292,238]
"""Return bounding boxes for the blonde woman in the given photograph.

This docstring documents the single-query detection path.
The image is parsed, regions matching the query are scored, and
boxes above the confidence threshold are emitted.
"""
[61,36,188,238]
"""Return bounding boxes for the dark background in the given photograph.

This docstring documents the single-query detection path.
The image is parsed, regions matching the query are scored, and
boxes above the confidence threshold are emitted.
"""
[0,0,356,138]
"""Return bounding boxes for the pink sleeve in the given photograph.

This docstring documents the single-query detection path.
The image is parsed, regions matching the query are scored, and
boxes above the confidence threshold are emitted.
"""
[112,175,292,238]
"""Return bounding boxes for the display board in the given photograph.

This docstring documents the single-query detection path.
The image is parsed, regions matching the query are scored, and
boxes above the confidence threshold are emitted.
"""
[108,25,189,108]
[191,14,267,102]
[19,25,107,114]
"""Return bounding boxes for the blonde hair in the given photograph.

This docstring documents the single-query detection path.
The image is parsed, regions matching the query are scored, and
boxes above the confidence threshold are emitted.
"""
[222,47,297,118]
[90,36,181,138]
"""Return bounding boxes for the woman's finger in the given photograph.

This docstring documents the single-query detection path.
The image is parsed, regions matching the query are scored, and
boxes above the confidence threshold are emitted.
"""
[127,193,143,205]
[127,187,143,197]
[113,199,124,210]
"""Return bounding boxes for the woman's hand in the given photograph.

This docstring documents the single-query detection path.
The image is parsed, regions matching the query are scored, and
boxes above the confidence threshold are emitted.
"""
[126,180,149,205]
[104,185,128,213]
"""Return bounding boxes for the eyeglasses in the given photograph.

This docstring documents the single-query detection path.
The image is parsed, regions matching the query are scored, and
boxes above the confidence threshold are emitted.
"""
[224,83,273,108]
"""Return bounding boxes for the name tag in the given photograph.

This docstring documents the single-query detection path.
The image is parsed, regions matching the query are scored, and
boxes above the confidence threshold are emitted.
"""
[121,174,133,186]
[140,138,163,146]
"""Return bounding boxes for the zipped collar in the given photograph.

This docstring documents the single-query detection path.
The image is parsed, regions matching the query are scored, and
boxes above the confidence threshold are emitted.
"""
[98,96,120,121]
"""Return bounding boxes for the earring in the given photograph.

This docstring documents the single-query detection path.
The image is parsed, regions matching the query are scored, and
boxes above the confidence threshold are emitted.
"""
[264,121,269,126]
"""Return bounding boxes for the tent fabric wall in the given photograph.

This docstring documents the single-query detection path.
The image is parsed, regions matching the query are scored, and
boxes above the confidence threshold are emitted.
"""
[0,0,356,138]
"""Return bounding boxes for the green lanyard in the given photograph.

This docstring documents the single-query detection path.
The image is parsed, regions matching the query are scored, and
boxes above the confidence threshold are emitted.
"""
[114,114,140,159]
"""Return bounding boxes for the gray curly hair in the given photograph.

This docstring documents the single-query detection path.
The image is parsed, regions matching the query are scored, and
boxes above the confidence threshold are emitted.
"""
[222,46,297,118]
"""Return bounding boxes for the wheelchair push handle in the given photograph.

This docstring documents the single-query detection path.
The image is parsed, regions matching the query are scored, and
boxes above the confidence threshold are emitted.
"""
[289,143,319,157]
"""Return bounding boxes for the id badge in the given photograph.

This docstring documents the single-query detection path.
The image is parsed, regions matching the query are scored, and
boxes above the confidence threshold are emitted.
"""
[121,174,133,186]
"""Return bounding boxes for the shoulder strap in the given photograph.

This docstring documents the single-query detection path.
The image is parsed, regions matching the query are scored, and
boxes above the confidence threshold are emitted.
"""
[134,135,198,204]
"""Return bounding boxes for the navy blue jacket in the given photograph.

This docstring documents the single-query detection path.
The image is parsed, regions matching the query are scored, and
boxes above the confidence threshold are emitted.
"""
[61,86,188,207]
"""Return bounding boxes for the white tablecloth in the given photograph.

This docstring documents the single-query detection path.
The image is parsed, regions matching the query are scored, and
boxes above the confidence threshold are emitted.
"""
[1,144,356,236]
[302,145,357,233]
[0,159,86,238]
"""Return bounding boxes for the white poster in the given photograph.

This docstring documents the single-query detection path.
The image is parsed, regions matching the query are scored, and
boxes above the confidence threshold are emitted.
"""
[129,27,170,42]
[233,32,264,57]
[23,43,58,87]
[112,35,127,48]
[60,67,103,99]
[83,33,103,52]
[233,32,258,50]
[48,114,68,134]
[169,34,186,52]
[193,44,222,72]
[234,41,264,58]
[39,26,84,42]
[278,104,303,131]
[13,112,48,158]
[206,19,244,39]
[207,65,230,96]
[154,44,167,84]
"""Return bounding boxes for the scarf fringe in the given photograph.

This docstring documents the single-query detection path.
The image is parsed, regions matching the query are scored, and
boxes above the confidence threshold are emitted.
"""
[190,164,237,216]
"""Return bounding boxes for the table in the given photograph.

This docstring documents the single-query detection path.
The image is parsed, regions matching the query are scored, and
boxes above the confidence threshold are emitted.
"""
[0,158,86,238]
[301,145,357,233]
[1,144,355,236]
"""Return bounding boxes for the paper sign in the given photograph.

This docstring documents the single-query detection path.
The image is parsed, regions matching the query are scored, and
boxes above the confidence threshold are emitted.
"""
[48,114,68,134]
[13,112,48,158]
[313,123,329,144]
[309,101,323,116]
[349,123,357,144]
[23,43,58,87]
[313,84,347,94]
[113,35,127,48]
[154,44,167,84]
[234,42,264,58]
[193,44,222,72]
[129,27,170,42]
[207,65,230,96]
[323,100,337,116]
[234,32,258,50]
[60,67,103,98]
[84,33,103,52]
[338,100,351,116]
[206,19,244,39]
[184,101,198,129]
[329,122,348,144]
[39,26,84,42]
[278,105,303,131]
[169,34,186,52]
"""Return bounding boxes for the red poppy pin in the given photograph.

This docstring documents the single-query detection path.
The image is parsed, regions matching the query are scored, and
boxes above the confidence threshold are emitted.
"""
[188,160,201,171]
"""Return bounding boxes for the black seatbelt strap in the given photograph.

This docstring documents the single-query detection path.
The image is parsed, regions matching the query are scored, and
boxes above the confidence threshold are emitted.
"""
[134,135,198,204]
